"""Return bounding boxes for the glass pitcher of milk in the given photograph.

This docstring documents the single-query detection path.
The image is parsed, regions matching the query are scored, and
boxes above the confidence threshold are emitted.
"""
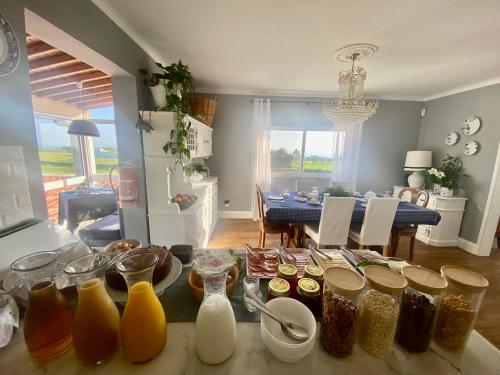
[194,252,236,364]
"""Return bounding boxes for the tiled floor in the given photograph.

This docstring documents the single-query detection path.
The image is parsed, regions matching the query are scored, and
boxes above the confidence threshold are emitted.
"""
[208,218,500,349]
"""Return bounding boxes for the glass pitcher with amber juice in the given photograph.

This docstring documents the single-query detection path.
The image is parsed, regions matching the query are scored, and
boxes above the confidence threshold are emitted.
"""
[10,251,73,361]
[64,253,120,364]
[117,251,167,363]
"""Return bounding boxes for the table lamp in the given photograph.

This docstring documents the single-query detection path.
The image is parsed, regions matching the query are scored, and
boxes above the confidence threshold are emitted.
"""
[404,151,432,188]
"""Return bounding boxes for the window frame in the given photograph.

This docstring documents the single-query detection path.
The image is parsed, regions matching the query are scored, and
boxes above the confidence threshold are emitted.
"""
[270,127,337,179]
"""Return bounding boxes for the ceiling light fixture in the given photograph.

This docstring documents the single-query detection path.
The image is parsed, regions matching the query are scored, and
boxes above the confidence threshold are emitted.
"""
[323,43,379,124]
[67,82,100,137]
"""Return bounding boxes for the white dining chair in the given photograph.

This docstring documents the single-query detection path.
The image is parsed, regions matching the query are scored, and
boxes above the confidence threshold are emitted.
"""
[348,198,399,255]
[304,197,356,248]
[295,179,317,192]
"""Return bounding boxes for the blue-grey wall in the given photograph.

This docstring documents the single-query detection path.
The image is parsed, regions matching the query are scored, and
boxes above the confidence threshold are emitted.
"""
[207,94,423,212]
[418,84,500,243]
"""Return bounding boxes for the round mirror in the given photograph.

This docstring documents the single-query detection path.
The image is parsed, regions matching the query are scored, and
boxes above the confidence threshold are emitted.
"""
[0,14,19,76]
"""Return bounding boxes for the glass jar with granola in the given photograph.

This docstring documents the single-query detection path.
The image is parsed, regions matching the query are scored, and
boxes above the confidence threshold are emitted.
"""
[433,265,489,352]
[357,265,407,358]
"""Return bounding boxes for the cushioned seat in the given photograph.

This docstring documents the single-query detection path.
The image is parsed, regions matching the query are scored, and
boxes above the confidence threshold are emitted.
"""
[78,213,121,247]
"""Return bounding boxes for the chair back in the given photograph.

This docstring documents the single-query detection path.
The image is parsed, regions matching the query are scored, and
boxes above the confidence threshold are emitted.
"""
[415,190,430,207]
[256,184,265,225]
[359,198,399,246]
[398,187,417,203]
[318,197,356,246]
[295,179,317,192]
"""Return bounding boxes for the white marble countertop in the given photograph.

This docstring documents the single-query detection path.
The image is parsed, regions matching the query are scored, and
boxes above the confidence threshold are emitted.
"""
[2,322,499,375]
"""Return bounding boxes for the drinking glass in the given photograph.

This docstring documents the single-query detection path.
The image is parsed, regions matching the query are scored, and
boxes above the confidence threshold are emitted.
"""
[64,253,120,365]
[10,251,73,361]
[243,275,260,312]
[117,252,167,363]
[244,290,262,312]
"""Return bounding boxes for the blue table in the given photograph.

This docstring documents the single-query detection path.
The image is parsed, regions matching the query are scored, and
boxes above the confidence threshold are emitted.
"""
[264,192,441,226]
[58,188,117,231]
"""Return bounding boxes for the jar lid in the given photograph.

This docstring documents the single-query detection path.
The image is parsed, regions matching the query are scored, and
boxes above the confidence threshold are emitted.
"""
[278,264,297,277]
[304,265,323,279]
[402,266,447,295]
[269,278,290,296]
[324,267,365,296]
[298,278,320,296]
[364,265,407,294]
[441,265,489,293]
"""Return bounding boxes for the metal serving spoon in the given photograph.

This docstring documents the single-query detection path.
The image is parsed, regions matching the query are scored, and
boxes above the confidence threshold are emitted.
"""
[244,288,309,341]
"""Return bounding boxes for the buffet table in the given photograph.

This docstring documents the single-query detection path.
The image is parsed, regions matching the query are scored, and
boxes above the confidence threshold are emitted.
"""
[2,322,499,374]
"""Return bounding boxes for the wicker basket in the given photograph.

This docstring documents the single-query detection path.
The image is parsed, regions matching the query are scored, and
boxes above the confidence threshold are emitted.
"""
[189,96,218,127]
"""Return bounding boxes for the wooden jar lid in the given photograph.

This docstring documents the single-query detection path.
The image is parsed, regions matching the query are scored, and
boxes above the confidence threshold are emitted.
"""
[324,267,365,296]
[441,265,489,293]
[364,265,407,294]
[402,266,447,295]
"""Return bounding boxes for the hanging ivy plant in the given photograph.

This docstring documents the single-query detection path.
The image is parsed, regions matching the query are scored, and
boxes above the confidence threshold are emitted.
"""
[138,60,195,166]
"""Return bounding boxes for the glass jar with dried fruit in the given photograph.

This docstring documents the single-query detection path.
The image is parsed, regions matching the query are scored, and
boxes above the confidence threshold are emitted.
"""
[396,266,447,353]
[357,265,407,358]
[433,265,489,352]
[320,267,365,358]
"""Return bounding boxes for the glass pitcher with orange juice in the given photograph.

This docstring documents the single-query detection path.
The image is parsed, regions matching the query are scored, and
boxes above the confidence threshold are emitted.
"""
[64,253,120,365]
[116,251,167,363]
[10,251,73,361]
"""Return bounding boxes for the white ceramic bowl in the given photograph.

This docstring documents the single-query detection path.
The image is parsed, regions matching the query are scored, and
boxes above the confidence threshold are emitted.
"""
[260,297,316,363]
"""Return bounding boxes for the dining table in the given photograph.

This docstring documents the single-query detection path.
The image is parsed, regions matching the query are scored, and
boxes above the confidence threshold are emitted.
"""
[263,191,441,251]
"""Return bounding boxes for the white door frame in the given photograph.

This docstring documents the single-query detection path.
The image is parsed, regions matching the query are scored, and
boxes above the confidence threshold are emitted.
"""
[476,141,500,256]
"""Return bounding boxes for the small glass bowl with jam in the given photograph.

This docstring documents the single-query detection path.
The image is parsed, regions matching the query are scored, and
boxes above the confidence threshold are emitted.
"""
[297,278,321,316]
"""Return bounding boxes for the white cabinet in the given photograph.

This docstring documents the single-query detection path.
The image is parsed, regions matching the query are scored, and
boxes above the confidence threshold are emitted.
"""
[416,195,468,247]
[140,111,212,160]
[191,177,218,243]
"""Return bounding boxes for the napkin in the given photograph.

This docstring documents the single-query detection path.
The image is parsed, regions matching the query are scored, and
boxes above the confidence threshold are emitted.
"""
[0,292,19,348]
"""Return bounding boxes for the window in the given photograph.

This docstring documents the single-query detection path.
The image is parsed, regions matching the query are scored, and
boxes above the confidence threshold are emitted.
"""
[270,130,342,177]
[35,116,84,178]
[88,106,119,180]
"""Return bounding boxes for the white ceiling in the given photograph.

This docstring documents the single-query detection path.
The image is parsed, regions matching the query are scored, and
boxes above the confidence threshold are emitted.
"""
[92,0,500,101]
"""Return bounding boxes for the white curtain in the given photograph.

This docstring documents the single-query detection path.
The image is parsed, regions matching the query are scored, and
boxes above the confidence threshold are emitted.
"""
[251,98,272,220]
[331,122,363,192]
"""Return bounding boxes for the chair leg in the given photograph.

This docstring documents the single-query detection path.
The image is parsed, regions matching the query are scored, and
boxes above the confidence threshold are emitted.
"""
[391,231,401,258]
[259,230,264,247]
[409,235,416,261]
[359,244,365,250]
[383,243,391,257]
[280,232,284,245]
[262,232,266,247]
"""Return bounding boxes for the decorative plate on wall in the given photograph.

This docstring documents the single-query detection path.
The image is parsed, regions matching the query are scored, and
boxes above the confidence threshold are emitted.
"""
[445,132,459,146]
[0,13,19,76]
[463,141,479,156]
[461,116,481,136]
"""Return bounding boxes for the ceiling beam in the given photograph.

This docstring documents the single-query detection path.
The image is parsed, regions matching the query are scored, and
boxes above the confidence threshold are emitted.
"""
[65,92,114,104]
[50,86,113,101]
[31,71,109,92]
[27,41,57,58]
[81,98,114,109]
[30,63,96,83]
[29,53,77,71]
[35,78,112,97]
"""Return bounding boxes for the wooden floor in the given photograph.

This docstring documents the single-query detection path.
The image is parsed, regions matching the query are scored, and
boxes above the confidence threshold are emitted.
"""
[208,219,500,349]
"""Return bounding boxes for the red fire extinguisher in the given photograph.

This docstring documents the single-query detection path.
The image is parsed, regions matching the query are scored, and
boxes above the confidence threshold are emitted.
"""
[117,162,137,208]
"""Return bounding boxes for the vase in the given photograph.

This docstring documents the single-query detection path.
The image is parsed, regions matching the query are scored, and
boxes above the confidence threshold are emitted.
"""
[150,84,167,108]
[440,187,454,197]
[432,184,442,194]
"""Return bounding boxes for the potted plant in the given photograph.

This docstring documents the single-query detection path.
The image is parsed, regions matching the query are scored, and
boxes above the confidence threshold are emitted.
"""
[426,155,466,197]
[324,186,352,197]
[138,61,195,167]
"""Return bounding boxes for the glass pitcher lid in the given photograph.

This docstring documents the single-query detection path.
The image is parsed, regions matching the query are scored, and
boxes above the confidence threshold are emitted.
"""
[10,251,59,273]
[193,251,235,277]
[64,253,111,277]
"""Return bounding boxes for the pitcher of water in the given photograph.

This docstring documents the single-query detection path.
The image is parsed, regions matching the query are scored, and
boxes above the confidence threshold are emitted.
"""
[194,252,236,364]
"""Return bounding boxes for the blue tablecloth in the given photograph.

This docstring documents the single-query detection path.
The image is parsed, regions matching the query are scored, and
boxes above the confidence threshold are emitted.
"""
[58,188,117,231]
[264,192,441,226]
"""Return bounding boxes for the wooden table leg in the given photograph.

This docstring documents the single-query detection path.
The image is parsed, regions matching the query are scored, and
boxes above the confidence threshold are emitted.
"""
[383,243,391,257]
[293,224,304,248]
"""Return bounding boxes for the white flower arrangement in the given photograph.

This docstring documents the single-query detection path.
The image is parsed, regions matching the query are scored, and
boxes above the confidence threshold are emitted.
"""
[427,168,445,179]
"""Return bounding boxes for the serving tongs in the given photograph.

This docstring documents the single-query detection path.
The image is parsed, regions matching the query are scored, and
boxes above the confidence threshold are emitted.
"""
[278,244,296,264]
[307,244,334,260]
[244,243,264,260]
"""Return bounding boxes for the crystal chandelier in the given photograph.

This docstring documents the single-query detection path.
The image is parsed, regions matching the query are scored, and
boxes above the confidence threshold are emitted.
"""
[323,44,378,124]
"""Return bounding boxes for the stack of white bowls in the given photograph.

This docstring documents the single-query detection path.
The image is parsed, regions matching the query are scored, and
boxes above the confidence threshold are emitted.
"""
[260,297,317,363]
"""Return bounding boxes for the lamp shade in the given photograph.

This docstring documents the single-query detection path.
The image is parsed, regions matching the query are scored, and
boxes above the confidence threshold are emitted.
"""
[68,119,100,137]
[404,151,432,171]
